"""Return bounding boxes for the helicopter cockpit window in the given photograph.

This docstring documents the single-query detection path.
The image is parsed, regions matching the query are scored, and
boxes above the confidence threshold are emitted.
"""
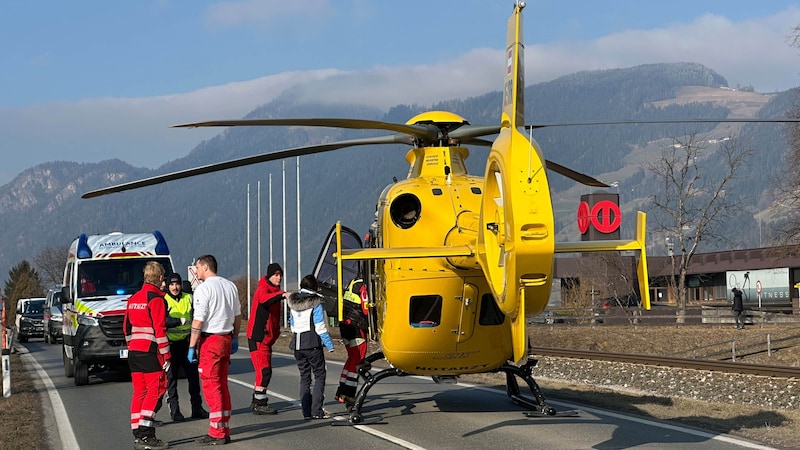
[390,194,421,229]
[409,295,442,328]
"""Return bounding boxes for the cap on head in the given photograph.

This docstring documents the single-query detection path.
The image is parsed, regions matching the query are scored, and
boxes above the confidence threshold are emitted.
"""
[266,263,282,278]
[167,272,182,285]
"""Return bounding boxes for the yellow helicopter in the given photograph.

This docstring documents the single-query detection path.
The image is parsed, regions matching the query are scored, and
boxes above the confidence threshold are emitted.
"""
[84,2,650,422]
[83,2,797,423]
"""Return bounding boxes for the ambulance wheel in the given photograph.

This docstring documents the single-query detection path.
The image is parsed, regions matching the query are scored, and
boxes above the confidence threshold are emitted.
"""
[63,347,74,378]
[74,357,89,386]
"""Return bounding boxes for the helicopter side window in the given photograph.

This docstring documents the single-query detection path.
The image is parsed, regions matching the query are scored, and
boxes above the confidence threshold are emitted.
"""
[478,294,505,326]
[390,194,421,229]
[409,295,442,328]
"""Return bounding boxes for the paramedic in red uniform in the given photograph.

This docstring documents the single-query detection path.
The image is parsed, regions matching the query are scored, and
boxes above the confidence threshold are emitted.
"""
[246,262,287,415]
[124,261,170,450]
[188,254,241,446]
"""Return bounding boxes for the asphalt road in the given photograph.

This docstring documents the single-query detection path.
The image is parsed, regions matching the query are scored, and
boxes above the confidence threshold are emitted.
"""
[18,338,775,450]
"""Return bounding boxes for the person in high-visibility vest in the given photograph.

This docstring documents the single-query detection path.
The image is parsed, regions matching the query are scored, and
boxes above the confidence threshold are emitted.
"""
[162,272,207,421]
[334,278,370,406]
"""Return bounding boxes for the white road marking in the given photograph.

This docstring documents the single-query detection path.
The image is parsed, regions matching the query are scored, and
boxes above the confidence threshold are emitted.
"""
[18,347,80,450]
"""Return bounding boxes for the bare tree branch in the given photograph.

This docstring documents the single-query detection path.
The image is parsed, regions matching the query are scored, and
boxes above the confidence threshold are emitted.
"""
[648,132,752,321]
[33,245,69,286]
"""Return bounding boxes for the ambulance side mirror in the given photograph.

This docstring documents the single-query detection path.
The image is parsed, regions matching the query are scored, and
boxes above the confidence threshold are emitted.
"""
[61,286,73,305]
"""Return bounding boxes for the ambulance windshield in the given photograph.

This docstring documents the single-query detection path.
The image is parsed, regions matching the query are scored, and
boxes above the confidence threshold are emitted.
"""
[77,258,173,298]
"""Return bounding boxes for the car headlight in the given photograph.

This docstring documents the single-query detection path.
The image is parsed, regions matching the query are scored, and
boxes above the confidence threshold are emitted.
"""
[77,315,98,326]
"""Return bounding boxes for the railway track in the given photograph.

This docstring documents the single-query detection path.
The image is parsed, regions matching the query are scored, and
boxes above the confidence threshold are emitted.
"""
[530,347,800,378]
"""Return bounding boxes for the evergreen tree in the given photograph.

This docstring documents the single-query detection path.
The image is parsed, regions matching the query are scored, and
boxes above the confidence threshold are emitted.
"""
[4,260,44,326]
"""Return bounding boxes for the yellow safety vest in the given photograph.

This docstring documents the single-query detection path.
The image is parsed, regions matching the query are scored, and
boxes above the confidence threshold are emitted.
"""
[164,292,192,341]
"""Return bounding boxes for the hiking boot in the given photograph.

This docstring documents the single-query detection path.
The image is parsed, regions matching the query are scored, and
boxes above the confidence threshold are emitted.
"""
[196,435,230,446]
[171,411,185,422]
[134,435,169,450]
[252,403,278,415]
[191,407,209,419]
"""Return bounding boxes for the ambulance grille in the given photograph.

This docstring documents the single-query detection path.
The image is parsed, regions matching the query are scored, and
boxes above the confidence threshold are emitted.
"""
[99,315,125,339]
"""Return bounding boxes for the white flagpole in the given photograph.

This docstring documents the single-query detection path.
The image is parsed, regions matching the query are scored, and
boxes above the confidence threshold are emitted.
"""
[247,184,251,317]
[296,157,301,288]
[258,180,262,278]
[282,161,288,327]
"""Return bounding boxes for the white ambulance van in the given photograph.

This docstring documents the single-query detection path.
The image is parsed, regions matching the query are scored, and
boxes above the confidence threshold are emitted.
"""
[61,231,174,386]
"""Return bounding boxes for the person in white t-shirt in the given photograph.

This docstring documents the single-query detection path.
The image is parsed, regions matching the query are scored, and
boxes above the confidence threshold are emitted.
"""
[187,254,241,445]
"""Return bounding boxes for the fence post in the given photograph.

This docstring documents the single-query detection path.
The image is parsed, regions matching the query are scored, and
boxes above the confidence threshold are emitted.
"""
[731,340,736,362]
[2,306,10,397]
[767,334,771,357]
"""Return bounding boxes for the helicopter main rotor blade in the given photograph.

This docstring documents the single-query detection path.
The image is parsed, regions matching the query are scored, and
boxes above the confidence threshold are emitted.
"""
[82,134,409,199]
[449,125,502,140]
[172,118,439,142]
[525,118,800,129]
[545,160,610,188]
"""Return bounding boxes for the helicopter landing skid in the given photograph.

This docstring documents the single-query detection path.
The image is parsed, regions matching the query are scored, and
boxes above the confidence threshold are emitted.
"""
[524,409,580,418]
[495,358,574,417]
[331,415,385,426]
[341,351,408,425]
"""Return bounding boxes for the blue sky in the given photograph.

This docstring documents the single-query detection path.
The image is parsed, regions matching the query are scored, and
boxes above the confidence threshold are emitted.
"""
[1,0,799,185]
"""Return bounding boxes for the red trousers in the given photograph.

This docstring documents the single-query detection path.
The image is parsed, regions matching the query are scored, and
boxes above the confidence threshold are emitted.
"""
[130,370,166,430]
[198,334,232,438]
[249,340,274,390]
[338,336,367,398]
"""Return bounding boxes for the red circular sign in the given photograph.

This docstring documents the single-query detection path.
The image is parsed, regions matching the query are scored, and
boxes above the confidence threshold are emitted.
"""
[591,200,622,233]
[577,201,591,234]
[577,200,622,234]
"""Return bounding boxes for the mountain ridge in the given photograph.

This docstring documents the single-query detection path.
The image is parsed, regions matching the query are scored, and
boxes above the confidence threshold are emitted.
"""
[0,62,794,284]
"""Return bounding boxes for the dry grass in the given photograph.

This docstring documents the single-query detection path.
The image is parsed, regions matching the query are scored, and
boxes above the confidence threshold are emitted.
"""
[0,353,47,450]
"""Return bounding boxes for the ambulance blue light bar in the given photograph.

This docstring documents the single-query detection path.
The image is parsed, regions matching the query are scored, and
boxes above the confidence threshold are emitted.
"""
[76,234,92,259]
[153,230,169,255]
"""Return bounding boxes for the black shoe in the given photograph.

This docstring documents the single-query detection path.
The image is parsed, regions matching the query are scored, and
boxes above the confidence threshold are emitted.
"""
[311,409,331,419]
[196,435,230,446]
[171,411,185,422]
[151,419,164,427]
[252,403,278,415]
[191,407,209,419]
[134,435,169,450]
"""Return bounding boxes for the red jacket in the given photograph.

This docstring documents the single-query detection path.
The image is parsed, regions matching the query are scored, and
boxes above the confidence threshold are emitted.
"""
[124,283,170,363]
[246,276,284,345]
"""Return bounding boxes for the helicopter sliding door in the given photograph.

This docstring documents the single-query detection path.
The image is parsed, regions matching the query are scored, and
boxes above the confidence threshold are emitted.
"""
[313,224,363,314]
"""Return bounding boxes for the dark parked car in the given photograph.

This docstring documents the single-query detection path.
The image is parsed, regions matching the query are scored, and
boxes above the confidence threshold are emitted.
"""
[44,286,64,344]
[16,298,45,343]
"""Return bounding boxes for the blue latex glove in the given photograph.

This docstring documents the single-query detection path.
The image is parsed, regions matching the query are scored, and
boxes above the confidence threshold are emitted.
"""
[231,339,239,354]
[188,347,198,363]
